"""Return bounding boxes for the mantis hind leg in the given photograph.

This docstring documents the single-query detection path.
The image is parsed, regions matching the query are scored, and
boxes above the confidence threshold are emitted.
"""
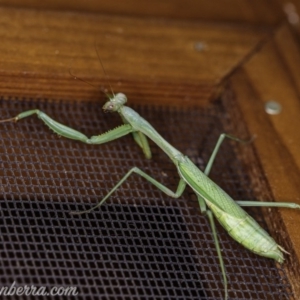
[70,167,186,215]
[204,133,254,176]
[237,200,300,209]
[197,196,228,300]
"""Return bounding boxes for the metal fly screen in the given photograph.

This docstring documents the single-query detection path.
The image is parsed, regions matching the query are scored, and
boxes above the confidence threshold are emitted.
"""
[0,97,292,299]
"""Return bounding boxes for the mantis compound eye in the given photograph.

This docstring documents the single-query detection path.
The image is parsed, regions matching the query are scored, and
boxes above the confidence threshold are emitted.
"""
[103,99,119,112]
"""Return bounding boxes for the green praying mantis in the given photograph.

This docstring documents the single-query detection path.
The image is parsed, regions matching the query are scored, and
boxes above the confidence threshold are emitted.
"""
[1,92,300,300]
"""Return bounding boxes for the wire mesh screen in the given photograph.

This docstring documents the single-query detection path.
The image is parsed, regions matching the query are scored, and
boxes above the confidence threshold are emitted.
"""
[0,96,293,299]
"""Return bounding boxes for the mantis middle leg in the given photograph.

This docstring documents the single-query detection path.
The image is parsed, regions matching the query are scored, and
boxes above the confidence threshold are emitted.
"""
[70,167,187,215]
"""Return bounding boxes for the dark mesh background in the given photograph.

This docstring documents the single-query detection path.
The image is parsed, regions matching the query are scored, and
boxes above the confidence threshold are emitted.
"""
[0,97,292,299]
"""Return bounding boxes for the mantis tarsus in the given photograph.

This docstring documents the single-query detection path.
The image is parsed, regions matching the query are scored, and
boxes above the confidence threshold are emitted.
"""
[1,93,299,300]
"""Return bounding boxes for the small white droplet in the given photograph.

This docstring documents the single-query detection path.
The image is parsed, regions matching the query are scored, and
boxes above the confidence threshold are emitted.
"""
[265,101,282,115]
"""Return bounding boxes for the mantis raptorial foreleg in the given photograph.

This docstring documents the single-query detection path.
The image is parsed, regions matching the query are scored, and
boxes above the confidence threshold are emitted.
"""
[0,109,152,159]
[0,109,133,144]
[71,167,186,215]
[120,114,152,159]
[131,131,152,159]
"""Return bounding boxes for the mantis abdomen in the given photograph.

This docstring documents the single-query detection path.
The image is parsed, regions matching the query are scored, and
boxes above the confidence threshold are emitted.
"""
[209,203,284,262]
[178,156,284,263]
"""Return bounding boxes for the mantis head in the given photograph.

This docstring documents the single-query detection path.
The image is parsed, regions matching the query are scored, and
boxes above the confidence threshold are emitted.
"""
[103,93,127,112]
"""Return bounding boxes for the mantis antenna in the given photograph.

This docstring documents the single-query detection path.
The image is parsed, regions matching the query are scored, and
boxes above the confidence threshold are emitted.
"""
[94,40,115,98]
[68,68,110,98]
[68,68,97,89]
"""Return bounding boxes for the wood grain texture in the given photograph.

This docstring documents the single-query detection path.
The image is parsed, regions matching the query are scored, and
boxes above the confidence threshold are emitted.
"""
[231,23,300,298]
[0,3,299,297]
[0,7,268,105]
[0,0,285,24]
